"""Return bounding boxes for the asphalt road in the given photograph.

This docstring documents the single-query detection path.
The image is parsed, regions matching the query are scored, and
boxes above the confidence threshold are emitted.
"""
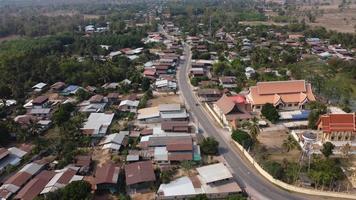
[176,44,330,200]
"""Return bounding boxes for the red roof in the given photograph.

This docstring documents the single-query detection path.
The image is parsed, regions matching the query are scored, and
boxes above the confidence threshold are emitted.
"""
[229,95,246,104]
[32,96,48,105]
[124,161,155,186]
[15,171,55,200]
[95,162,120,185]
[57,169,76,184]
[317,113,356,133]
[5,172,32,187]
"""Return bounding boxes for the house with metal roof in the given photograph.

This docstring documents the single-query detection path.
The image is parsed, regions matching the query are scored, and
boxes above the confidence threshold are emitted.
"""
[81,113,115,137]
[94,162,120,193]
[99,132,129,152]
[125,161,156,193]
[0,162,44,199]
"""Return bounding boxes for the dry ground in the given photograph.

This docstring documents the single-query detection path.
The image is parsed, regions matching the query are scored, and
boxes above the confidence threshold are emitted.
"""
[298,0,356,33]
[92,148,111,167]
[148,94,182,107]
[130,192,155,200]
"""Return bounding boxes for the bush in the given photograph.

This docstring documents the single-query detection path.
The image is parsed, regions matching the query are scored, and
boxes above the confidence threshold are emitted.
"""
[263,161,284,179]
[200,137,219,155]
[261,103,279,123]
[231,129,253,149]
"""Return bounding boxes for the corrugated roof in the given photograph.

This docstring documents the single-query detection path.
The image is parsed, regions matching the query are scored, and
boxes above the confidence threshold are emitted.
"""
[15,170,55,200]
[125,161,156,186]
[196,163,233,184]
[95,162,120,185]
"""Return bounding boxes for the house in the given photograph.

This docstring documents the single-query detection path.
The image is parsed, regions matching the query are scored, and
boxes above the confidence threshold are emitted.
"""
[99,132,129,152]
[31,96,49,109]
[157,163,241,199]
[79,95,107,113]
[29,108,51,119]
[246,80,316,111]
[50,82,66,91]
[144,68,157,80]
[41,167,83,194]
[154,79,177,92]
[107,93,120,104]
[118,100,139,113]
[32,82,47,92]
[161,121,191,133]
[190,68,206,77]
[74,155,91,175]
[197,89,222,102]
[94,162,120,193]
[14,170,55,200]
[125,161,156,193]
[0,147,30,172]
[219,76,237,89]
[61,85,80,96]
[81,113,115,137]
[158,104,189,121]
[140,134,201,164]
[317,113,356,146]
[0,162,44,199]
[213,95,252,129]
[137,106,161,123]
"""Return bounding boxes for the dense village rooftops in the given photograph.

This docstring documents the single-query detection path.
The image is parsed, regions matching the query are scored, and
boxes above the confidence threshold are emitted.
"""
[317,113,356,132]
[15,170,55,200]
[125,161,156,186]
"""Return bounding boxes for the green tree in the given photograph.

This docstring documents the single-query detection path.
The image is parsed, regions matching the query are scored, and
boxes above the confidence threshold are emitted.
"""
[247,117,260,142]
[75,88,90,102]
[200,137,219,155]
[264,161,284,179]
[261,103,279,123]
[141,77,151,91]
[282,135,298,152]
[321,142,335,158]
[308,158,343,188]
[231,129,253,149]
[0,122,11,145]
[53,103,75,125]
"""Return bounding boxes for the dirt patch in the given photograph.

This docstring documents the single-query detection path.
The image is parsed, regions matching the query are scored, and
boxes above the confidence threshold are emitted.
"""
[92,148,111,167]
[130,192,155,200]
[269,149,301,162]
[258,125,288,150]
[148,94,182,107]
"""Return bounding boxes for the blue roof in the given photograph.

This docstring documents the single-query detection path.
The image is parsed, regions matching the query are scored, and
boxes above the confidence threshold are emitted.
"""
[62,85,79,92]
[291,110,311,120]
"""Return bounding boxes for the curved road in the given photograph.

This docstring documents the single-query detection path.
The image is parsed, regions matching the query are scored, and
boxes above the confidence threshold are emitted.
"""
[177,44,334,200]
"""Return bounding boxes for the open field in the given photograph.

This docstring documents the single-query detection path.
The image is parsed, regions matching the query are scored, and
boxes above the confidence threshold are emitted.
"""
[148,94,182,107]
[297,0,356,33]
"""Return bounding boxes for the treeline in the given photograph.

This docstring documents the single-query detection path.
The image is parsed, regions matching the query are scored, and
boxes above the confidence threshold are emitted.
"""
[0,26,152,99]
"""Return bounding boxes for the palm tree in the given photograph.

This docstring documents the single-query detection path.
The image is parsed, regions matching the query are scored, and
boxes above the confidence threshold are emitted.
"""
[247,117,260,142]
[282,135,298,152]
